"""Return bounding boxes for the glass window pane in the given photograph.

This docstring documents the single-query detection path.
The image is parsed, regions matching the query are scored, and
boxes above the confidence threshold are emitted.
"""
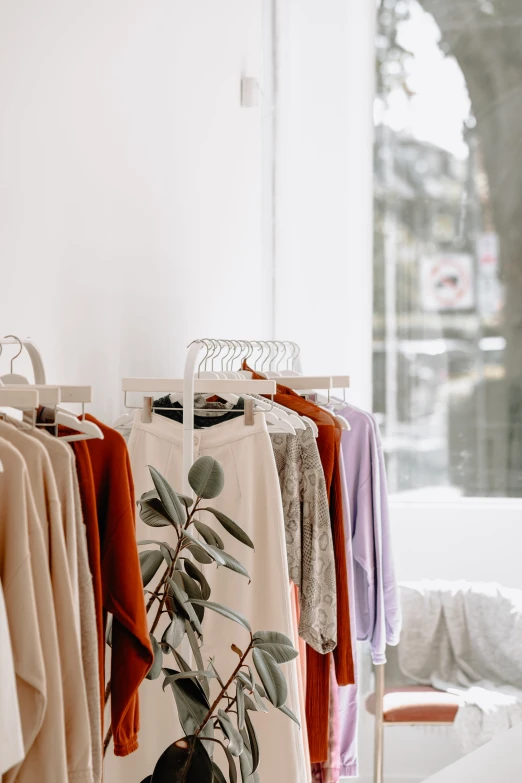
[373,0,522,498]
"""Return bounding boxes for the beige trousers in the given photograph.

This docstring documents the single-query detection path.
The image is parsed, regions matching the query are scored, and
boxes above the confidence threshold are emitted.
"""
[104,410,308,783]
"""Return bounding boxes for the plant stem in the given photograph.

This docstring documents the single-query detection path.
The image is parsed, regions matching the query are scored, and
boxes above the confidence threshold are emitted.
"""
[195,640,253,736]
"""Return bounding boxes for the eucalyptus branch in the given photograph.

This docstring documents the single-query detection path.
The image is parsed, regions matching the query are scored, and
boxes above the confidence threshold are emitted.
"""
[195,638,253,736]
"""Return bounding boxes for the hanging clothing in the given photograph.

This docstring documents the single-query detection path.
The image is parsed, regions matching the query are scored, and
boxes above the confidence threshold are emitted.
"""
[337,405,401,661]
[0,421,93,783]
[263,424,337,653]
[0,576,24,777]
[337,447,360,778]
[69,437,106,742]
[243,368,355,763]
[291,583,311,772]
[104,409,309,783]
[311,657,341,783]
[70,452,103,783]
[336,405,401,777]
[25,428,81,630]
[0,434,68,783]
[83,415,153,758]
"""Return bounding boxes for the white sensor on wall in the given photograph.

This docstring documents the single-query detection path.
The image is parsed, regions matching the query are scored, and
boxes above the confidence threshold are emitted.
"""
[241,77,260,108]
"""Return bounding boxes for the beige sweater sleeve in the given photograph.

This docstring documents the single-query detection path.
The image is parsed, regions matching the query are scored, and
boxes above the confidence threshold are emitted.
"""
[0,423,93,783]
[0,439,46,781]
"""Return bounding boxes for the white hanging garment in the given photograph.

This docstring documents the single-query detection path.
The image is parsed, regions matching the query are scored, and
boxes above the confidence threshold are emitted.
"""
[104,409,309,783]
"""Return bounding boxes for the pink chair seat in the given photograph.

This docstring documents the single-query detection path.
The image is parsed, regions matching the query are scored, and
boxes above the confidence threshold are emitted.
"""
[366,686,461,723]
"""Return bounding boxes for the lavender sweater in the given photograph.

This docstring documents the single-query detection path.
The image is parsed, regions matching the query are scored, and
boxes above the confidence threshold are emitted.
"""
[337,405,401,776]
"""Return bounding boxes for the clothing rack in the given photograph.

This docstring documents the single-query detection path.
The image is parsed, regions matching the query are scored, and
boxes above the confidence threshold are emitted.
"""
[180,338,351,493]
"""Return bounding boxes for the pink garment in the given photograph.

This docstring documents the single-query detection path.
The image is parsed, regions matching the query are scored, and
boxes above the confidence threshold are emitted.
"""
[291,583,311,777]
[311,657,341,782]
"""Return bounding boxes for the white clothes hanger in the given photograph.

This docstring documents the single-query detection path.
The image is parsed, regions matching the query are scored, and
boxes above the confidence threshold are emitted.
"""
[248,394,306,431]
[0,337,103,441]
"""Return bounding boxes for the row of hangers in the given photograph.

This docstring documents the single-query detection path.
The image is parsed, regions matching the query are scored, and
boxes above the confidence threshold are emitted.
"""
[115,338,352,437]
[0,336,104,475]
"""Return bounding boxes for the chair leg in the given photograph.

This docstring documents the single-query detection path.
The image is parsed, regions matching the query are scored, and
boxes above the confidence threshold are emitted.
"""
[374,664,385,783]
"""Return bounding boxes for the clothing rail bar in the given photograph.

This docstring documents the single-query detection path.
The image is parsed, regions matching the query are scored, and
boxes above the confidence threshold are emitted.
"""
[0,388,39,409]
[3,384,61,405]
[122,378,277,395]
[277,376,333,391]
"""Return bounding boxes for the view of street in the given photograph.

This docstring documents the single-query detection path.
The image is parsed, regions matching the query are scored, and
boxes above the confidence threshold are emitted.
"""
[373,1,522,499]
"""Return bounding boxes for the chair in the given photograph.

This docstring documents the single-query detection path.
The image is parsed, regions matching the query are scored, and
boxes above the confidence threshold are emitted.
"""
[367,651,462,783]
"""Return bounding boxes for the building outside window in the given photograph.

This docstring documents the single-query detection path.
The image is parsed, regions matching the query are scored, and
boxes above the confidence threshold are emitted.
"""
[373,0,522,500]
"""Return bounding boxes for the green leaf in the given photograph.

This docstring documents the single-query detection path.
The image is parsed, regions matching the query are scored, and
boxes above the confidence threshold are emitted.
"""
[167,577,204,636]
[139,497,175,529]
[162,669,210,736]
[278,703,301,727]
[211,761,227,783]
[252,688,268,713]
[239,747,255,783]
[185,621,209,699]
[251,642,298,664]
[184,560,211,600]
[243,694,257,712]
[146,634,163,680]
[138,540,175,566]
[183,530,227,566]
[205,508,255,550]
[188,456,224,499]
[194,519,225,550]
[207,743,237,783]
[139,550,165,586]
[208,548,250,580]
[236,681,245,731]
[244,712,259,773]
[162,670,215,689]
[150,735,213,783]
[140,488,159,503]
[252,631,294,647]
[236,671,253,691]
[217,709,244,757]
[187,543,213,564]
[105,615,113,648]
[208,658,225,688]
[171,653,191,673]
[177,573,204,621]
[148,465,187,527]
[177,493,194,508]
[252,648,287,708]
[161,614,186,651]
[188,599,251,632]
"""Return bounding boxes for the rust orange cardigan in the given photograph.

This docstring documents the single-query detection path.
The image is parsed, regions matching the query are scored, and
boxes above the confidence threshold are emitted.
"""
[245,368,355,762]
[73,418,153,757]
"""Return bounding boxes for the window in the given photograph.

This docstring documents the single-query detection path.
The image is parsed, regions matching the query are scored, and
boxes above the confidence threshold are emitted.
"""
[374,0,522,499]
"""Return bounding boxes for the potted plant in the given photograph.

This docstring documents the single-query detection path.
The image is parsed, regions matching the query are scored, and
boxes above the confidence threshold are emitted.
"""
[136,456,300,782]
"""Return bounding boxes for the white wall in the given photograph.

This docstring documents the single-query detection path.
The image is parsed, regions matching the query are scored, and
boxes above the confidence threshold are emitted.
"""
[273,0,375,408]
[0,0,271,423]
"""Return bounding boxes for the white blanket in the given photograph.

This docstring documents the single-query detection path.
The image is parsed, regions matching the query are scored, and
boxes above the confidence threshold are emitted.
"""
[398,580,522,753]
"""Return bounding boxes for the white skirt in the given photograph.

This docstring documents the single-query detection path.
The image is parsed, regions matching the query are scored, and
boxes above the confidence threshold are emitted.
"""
[104,409,308,783]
